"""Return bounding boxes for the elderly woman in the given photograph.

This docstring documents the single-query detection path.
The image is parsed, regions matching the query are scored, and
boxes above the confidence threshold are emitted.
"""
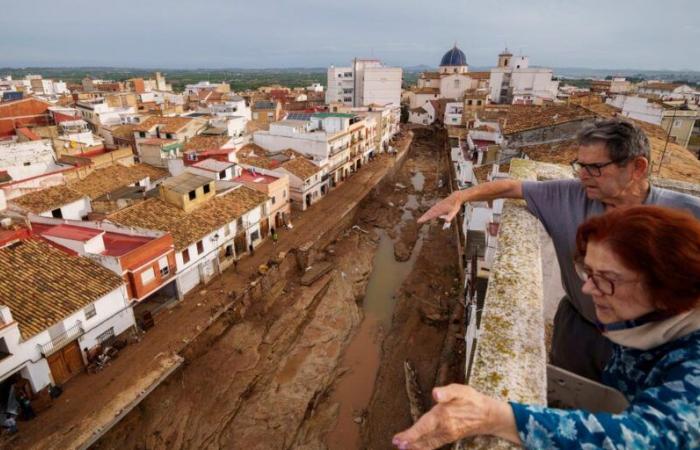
[393,205,700,449]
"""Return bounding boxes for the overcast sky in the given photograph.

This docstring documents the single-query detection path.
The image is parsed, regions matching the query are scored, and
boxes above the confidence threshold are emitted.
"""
[1,0,698,71]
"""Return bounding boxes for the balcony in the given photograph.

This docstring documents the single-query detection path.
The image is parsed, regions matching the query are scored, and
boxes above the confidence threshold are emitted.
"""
[39,320,85,356]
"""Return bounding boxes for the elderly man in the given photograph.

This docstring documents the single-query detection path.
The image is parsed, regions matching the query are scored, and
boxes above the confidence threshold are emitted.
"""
[419,118,700,380]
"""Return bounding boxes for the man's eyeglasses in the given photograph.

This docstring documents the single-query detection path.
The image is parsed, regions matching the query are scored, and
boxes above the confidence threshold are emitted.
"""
[574,261,638,296]
[570,158,626,177]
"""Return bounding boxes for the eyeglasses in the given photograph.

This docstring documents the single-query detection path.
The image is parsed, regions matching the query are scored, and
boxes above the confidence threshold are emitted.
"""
[570,158,626,177]
[574,261,638,296]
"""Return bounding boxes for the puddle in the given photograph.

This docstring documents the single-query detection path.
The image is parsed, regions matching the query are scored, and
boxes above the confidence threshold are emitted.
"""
[410,171,425,192]
[325,228,426,449]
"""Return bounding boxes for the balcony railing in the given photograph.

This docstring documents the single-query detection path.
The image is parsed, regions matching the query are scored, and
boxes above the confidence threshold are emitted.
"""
[39,320,84,356]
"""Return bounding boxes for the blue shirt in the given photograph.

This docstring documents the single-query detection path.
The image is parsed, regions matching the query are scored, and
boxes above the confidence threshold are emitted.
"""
[510,330,700,449]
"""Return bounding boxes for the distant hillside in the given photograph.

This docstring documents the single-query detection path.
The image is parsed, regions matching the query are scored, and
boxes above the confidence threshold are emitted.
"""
[2,65,699,92]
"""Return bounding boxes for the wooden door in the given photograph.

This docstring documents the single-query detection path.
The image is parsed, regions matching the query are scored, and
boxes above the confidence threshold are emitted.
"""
[260,218,270,238]
[48,341,84,385]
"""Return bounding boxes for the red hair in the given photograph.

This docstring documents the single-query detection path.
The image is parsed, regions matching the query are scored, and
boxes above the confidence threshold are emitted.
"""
[576,205,700,314]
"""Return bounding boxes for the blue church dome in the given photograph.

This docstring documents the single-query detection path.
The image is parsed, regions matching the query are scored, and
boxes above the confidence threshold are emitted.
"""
[440,45,467,67]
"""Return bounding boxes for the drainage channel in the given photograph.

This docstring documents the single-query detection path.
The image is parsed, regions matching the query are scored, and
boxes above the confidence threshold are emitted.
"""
[324,226,426,449]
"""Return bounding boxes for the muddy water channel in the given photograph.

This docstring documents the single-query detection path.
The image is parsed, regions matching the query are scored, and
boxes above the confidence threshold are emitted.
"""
[325,228,426,449]
[93,128,457,450]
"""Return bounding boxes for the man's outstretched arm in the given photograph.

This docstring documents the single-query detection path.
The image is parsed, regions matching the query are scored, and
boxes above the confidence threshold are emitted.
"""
[418,179,524,223]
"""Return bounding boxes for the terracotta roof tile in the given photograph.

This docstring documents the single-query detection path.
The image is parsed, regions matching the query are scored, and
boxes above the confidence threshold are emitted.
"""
[133,116,195,134]
[0,239,124,339]
[414,87,440,95]
[69,163,168,199]
[468,71,491,80]
[503,104,596,134]
[183,135,229,151]
[107,186,268,250]
[12,185,85,213]
[641,82,682,91]
[281,156,322,180]
[110,123,137,140]
[517,140,579,165]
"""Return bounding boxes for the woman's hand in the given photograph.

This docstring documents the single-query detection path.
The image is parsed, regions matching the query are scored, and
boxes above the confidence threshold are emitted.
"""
[418,192,463,224]
[392,384,519,450]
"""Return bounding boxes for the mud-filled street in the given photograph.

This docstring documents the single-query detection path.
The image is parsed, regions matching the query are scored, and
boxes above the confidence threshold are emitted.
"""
[93,128,462,450]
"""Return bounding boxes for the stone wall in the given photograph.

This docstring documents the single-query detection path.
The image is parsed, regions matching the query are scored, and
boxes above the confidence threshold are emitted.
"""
[459,159,571,449]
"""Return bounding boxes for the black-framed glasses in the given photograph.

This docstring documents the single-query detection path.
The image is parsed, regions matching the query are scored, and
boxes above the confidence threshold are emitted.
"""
[570,158,626,177]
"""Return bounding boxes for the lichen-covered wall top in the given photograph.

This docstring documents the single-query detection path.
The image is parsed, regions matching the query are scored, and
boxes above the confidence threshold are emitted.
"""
[460,159,570,449]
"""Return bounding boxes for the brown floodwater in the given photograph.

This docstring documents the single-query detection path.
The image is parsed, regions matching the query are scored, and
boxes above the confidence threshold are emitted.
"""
[325,227,426,449]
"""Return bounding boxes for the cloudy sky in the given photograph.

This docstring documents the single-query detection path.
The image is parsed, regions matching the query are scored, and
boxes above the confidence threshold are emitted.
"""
[1,0,698,70]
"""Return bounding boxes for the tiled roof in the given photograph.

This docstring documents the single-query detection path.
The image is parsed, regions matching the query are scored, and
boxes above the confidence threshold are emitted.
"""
[414,88,440,95]
[473,165,493,184]
[107,186,268,250]
[237,154,280,170]
[281,155,321,180]
[468,72,491,80]
[133,116,194,133]
[183,135,229,151]
[410,107,428,114]
[503,104,596,134]
[641,82,682,91]
[517,140,579,165]
[69,163,168,199]
[140,138,177,146]
[0,239,124,339]
[12,185,85,213]
[110,123,137,140]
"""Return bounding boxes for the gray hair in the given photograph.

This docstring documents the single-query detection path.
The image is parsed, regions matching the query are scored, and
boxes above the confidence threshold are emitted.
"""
[576,118,651,165]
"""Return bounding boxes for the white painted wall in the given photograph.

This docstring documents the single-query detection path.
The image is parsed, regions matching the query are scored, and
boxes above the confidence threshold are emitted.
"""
[38,197,91,220]
[360,67,402,107]
[0,285,133,392]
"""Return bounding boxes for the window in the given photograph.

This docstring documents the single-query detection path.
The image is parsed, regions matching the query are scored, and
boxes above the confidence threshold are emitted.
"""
[203,184,211,194]
[188,190,196,200]
[166,133,173,139]
[219,170,227,179]
[271,196,276,205]
[158,257,169,277]
[0,338,11,360]
[250,230,260,242]
[182,248,190,264]
[674,119,683,127]
[141,267,156,285]
[23,161,31,166]
[196,240,204,254]
[225,245,234,257]
[96,327,115,344]
[84,304,97,320]
[51,208,63,218]
[283,190,287,199]
[139,131,146,138]
[236,217,243,231]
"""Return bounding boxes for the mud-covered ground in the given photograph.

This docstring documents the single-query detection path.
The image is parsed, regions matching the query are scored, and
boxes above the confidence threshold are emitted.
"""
[92,128,460,450]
